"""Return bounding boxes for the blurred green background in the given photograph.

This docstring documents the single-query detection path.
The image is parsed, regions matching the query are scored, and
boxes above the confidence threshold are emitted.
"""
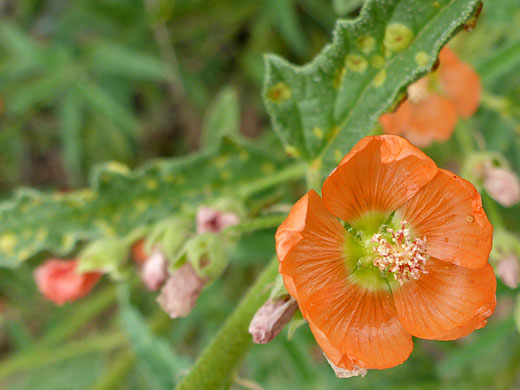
[1,0,520,389]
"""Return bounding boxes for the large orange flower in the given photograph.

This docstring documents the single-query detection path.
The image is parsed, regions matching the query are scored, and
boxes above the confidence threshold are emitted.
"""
[379,47,481,147]
[276,135,495,372]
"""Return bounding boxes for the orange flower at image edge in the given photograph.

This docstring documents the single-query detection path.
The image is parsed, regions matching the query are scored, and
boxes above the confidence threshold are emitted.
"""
[380,47,481,147]
[276,135,495,372]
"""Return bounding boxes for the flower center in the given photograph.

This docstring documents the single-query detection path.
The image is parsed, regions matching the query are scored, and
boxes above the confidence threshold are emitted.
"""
[370,221,429,285]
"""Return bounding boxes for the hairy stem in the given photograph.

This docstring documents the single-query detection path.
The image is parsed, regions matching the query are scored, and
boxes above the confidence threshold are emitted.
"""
[176,257,279,390]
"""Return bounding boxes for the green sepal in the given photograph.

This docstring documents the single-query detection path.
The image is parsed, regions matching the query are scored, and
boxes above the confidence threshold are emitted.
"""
[78,237,130,280]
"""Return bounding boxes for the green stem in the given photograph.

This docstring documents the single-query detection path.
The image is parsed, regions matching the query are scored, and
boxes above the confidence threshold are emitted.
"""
[176,257,279,390]
[238,163,307,199]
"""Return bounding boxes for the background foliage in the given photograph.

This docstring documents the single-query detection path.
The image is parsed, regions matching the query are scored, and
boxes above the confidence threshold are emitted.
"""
[0,0,520,389]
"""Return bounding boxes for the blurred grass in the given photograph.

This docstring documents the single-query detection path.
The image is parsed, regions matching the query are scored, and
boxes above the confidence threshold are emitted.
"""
[0,0,520,389]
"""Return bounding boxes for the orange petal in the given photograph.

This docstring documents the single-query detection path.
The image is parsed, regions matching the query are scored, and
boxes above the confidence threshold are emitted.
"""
[322,135,438,226]
[306,282,413,370]
[393,258,496,340]
[405,94,457,147]
[398,169,492,269]
[275,190,347,301]
[379,101,412,136]
[439,48,481,118]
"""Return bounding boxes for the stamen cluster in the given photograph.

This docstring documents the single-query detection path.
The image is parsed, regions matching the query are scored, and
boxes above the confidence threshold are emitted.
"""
[371,221,428,285]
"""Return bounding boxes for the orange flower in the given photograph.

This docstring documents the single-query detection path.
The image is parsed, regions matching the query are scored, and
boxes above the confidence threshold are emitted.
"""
[379,47,481,147]
[34,258,102,305]
[276,135,495,372]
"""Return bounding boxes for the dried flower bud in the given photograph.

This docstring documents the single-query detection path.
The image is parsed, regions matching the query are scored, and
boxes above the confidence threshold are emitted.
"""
[196,206,240,234]
[497,254,519,289]
[141,250,168,291]
[324,353,367,379]
[484,167,520,207]
[157,262,206,318]
[34,259,101,305]
[249,297,298,344]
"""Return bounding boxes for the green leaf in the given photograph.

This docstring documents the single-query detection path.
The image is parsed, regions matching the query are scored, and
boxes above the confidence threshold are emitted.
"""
[332,0,363,16]
[266,0,308,57]
[0,137,286,266]
[263,0,481,170]
[118,285,188,389]
[202,87,240,147]
[89,42,169,81]
[59,91,84,185]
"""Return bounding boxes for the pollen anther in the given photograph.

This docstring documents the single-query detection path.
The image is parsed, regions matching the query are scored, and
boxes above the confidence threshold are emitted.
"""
[371,221,429,285]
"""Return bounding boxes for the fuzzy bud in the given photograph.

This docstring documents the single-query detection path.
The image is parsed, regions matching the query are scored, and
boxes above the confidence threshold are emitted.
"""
[249,297,298,344]
[78,238,129,280]
[484,167,520,207]
[141,249,169,291]
[497,254,520,289]
[196,206,240,234]
[324,353,367,379]
[34,259,101,305]
[156,262,206,318]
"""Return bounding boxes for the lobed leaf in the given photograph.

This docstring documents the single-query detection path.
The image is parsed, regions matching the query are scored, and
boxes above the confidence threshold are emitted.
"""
[263,0,481,171]
[0,137,285,267]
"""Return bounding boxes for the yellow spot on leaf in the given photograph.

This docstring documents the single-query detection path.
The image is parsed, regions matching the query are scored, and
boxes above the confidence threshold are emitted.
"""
[135,199,147,213]
[219,170,232,180]
[146,179,159,191]
[415,52,429,67]
[327,126,340,141]
[262,162,275,174]
[0,233,16,256]
[213,155,231,167]
[312,127,324,139]
[17,248,32,262]
[370,55,385,69]
[62,233,75,251]
[311,158,322,171]
[239,150,249,161]
[267,82,291,102]
[36,229,48,242]
[433,1,440,8]
[384,24,414,52]
[106,161,130,174]
[346,54,368,73]
[373,69,387,87]
[284,145,301,158]
[356,36,375,53]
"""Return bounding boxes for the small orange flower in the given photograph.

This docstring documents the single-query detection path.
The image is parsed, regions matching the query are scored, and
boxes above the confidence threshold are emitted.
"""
[34,258,102,305]
[276,135,495,371]
[380,47,481,147]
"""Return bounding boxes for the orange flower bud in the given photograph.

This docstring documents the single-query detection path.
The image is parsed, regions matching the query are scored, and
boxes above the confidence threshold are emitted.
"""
[34,259,101,305]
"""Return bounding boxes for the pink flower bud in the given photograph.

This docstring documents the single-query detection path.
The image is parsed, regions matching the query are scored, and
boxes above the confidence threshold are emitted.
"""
[34,259,102,305]
[249,297,298,344]
[324,353,367,378]
[141,250,168,291]
[484,167,520,207]
[196,206,239,234]
[156,262,206,318]
[497,254,519,288]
